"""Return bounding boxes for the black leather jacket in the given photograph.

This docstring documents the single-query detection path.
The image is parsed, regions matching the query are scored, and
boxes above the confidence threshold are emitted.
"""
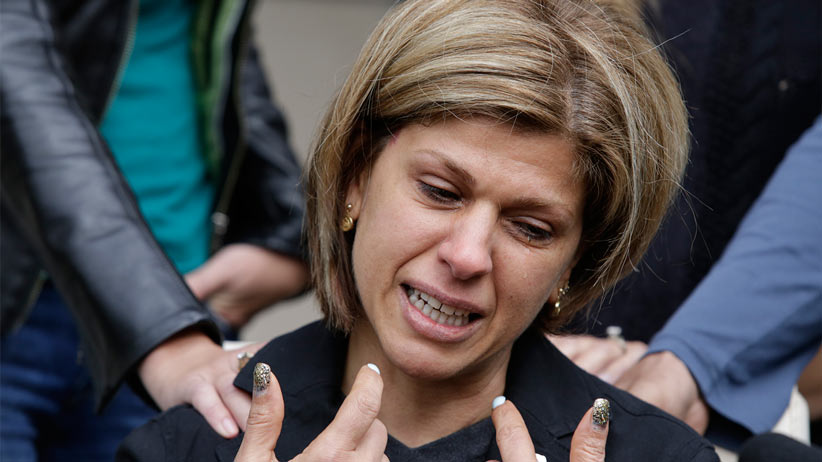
[0,0,305,409]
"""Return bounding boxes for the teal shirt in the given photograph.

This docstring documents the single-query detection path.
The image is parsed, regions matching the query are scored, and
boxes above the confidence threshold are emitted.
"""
[100,0,213,274]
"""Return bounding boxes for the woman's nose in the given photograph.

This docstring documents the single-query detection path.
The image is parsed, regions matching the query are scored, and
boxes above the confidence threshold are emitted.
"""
[437,207,494,280]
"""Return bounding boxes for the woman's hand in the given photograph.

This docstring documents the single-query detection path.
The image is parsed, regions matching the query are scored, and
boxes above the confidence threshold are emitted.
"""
[235,363,388,462]
[547,334,647,384]
[490,397,609,462]
[186,244,309,329]
[139,330,264,438]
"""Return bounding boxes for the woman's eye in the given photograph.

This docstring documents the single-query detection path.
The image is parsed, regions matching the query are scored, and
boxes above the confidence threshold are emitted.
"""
[418,181,460,203]
[514,221,552,243]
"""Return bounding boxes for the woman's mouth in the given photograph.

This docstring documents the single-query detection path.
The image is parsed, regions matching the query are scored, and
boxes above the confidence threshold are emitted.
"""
[405,286,473,326]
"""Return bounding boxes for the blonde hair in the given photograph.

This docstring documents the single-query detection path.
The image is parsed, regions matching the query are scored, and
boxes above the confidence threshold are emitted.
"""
[306,0,688,333]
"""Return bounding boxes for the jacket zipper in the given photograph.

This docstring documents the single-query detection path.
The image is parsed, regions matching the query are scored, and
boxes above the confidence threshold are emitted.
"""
[208,0,253,251]
[99,0,139,122]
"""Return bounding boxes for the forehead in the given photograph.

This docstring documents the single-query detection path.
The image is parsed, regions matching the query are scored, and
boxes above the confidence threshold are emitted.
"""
[375,118,585,218]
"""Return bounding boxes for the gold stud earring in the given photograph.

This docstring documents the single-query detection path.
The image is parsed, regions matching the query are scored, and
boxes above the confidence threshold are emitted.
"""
[553,283,570,315]
[341,203,354,231]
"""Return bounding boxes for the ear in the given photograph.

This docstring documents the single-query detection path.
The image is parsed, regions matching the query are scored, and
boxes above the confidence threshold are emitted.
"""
[548,262,576,304]
[344,170,368,221]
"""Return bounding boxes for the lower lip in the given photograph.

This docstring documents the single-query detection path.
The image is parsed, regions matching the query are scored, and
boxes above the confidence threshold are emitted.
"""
[399,287,480,343]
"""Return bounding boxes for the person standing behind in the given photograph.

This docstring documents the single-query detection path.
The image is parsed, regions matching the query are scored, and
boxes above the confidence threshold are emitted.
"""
[1,0,308,460]
[550,0,821,452]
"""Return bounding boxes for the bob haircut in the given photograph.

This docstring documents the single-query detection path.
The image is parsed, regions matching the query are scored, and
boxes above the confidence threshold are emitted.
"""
[306,0,688,333]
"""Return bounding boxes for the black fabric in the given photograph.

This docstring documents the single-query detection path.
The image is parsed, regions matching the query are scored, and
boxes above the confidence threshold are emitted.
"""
[118,322,718,462]
[383,419,495,462]
[738,433,822,462]
[578,0,822,342]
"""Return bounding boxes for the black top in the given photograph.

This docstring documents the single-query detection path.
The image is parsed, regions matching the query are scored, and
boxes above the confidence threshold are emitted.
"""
[117,322,718,461]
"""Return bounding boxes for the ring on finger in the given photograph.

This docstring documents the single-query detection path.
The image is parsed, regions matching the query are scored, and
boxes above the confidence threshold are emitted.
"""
[606,325,627,354]
[237,351,253,370]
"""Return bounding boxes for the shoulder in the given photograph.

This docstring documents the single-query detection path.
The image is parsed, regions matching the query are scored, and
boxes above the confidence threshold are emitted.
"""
[116,404,238,462]
[509,332,718,462]
[564,360,719,461]
[604,386,718,461]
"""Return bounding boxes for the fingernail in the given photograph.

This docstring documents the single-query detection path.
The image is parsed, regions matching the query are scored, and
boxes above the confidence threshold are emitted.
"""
[492,395,506,409]
[253,362,271,394]
[535,454,547,462]
[367,363,381,375]
[592,398,610,429]
[221,417,238,437]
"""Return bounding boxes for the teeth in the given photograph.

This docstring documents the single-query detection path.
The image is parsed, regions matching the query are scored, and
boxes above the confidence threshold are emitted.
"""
[406,287,472,326]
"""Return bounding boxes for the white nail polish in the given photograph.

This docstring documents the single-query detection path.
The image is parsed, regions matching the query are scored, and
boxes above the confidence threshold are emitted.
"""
[367,363,381,375]
[492,395,506,409]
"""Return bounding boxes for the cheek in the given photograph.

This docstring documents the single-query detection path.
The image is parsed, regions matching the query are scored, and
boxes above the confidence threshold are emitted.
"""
[351,190,424,296]
[496,252,562,320]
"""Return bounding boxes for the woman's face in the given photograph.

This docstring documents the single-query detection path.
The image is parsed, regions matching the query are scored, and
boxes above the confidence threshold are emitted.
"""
[347,117,585,381]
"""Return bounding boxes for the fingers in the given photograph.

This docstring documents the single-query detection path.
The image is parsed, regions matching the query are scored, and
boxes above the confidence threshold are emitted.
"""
[138,332,244,438]
[615,352,709,433]
[357,418,389,461]
[491,396,536,462]
[547,334,591,359]
[548,334,647,383]
[597,342,647,384]
[569,399,609,462]
[184,261,222,301]
[571,341,625,376]
[323,364,385,450]
[549,335,618,374]
[235,363,284,462]
[188,376,241,438]
[219,379,252,433]
[298,364,387,461]
[223,344,265,431]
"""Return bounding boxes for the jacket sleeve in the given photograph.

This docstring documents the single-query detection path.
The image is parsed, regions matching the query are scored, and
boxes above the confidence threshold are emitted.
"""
[648,115,822,448]
[0,0,221,410]
[222,43,306,260]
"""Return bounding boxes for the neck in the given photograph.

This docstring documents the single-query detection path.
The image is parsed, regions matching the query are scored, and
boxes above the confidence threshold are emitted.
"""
[343,320,510,448]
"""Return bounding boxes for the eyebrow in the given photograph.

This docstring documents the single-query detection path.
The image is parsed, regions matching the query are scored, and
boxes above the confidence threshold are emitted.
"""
[509,196,576,222]
[415,148,577,222]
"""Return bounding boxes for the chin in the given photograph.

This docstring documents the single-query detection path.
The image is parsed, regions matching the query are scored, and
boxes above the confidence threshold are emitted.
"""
[382,341,468,381]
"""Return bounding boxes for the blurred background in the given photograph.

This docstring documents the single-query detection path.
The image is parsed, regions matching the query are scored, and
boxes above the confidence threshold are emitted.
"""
[240,0,393,341]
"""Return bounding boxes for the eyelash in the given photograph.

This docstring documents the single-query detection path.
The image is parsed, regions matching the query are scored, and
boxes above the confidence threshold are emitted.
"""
[512,222,553,243]
[417,181,553,244]
[418,181,461,203]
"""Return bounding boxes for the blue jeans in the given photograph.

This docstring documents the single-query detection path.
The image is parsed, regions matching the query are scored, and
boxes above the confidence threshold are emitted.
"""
[1,285,158,461]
